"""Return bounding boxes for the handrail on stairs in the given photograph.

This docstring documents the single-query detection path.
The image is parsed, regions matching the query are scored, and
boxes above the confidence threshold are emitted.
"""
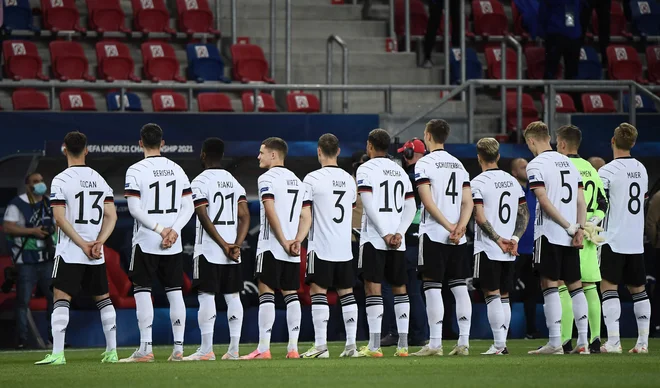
[324,35,350,113]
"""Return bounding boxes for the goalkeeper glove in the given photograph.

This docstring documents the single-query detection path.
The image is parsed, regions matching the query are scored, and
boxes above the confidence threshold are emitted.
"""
[584,221,605,244]
[587,216,602,226]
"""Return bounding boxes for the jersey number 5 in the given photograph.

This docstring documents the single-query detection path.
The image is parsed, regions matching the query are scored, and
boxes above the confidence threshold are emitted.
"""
[560,170,573,204]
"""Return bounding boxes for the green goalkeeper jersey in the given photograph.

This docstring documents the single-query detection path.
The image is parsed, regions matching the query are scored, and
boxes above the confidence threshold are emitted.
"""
[568,155,608,220]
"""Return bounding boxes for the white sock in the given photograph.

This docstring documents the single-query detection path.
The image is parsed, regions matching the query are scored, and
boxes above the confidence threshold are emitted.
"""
[450,282,472,348]
[224,293,243,354]
[311,294,329,349]
[51,299,70,354]
[96,297,117,352]
[570,288,589,347]
[166,289,186,354]
[134,288,154,354]
[632,291,651,346]
[340,293,358,347]
[486,295,506,349]
[284,294,301,353]
[198,292,216,354]
[257,293,275,353]
[365,295,383,351]
[394,294,410,349]
[602,290,621,345]
[424,282,444,349]
[543,287,562,347]
[502,297,511,339]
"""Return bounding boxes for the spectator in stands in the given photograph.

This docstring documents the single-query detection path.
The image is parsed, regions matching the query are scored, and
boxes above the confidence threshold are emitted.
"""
[588,156,606,171]
[511,158,541,339]
[540,0,582,80]
[422,0,461,68]
[3,172,55,349]
[580,0,610,65]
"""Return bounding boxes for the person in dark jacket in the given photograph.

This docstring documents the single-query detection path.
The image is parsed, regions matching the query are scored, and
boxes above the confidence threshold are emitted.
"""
[539,0,582,80]
[421,0,461,68]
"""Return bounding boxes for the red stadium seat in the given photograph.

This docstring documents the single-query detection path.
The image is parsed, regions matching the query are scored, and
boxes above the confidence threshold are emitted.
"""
[2,40,48,81]
[12,88,49,110]
[606,45,645,83]
[130,0,175,34]
[394,0,427,36]
[198,93,234,112]
[485,47,517,79]
[230,44,275,83]
[60,89,97,111]
[40,0,85,33]
[511,1,529,38]
[645,46,660,84]
[241,92,277,112]
[175,0,220,35]
[541,93,577,113]
[96,41,140,82]
[472,0,508,36]
[152,91,188,111]
[506,92,538,131]
[86,0,131,34]
[141,42,185,82]
[581,93,616,113]
[592,1,631,38]
[104,248,136,309]
[49,41,96,82]
[524,46,544,80]
[286,92,320,113]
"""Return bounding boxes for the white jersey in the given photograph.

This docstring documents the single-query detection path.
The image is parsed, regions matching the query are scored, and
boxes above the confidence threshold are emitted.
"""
[415,150,471,245]
[356,157,413,251]
[125,156,192,255]
[50,166,114,265]
[191,169,247,265]
[256,167,303,263]
[526,151,582,247]
[302,166,357,262]
[471,169,526,262]
[599,157,648,254]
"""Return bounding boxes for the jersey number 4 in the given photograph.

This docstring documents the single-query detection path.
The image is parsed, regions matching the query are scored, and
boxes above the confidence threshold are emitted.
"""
[74,191,104,225]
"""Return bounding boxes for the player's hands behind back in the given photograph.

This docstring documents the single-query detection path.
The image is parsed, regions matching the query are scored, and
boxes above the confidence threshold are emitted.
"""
[80,240,100,259]
[222,243,241,262]
[572,229,585,249]
[496,238,514,254]
[449,225,466,245]
[584,221,605,244]
[161,228,178,249]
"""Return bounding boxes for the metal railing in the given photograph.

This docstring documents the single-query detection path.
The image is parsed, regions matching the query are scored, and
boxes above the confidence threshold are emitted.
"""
[270,0,277,80]
[230,0,237,45]
[497,36,523,140]
[324,36,350,113]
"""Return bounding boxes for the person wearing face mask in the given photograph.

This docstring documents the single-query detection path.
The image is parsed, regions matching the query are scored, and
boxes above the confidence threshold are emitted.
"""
[3,172,56,349]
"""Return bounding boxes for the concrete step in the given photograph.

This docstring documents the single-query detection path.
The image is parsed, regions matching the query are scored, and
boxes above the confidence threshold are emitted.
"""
[227,19,387,38]
[217,3,363,20]
[267,51,419,69]
[274,65,444,85]
[324,91,465,114]
[248,36,390,55]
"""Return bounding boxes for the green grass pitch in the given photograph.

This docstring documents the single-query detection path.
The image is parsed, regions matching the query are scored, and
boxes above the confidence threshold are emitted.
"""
[1,339,659,388]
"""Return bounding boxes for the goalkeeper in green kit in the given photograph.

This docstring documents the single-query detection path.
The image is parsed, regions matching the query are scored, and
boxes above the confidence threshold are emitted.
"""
[556,125,608,354]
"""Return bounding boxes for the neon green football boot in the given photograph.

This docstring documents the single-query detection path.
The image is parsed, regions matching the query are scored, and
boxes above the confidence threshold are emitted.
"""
[35,352,66,365]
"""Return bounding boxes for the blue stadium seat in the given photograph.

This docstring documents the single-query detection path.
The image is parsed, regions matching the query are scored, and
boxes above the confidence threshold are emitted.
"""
[631,0,660,37]
[449,47,482,85]
[577,46,602,80]
[186,44,230,83]
[623,93,658,113]
[2,0,39,32]
[106,92,143,111]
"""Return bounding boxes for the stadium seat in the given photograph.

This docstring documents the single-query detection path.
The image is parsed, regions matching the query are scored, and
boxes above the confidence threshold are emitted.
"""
[241,92,277,112]
[286,92,320,113]
[525,46,561,80]
[186,44,230,83]
[1,0,39,32]
[96,41,140,82]
[40,0,85,33]
[106,92,143,111]
[49,41,95,82]
[198,92,234,112]
[606,45,645,83]
[394,0,427,37]
[230,44,275,84]
[449,47,483,84]
[506,92,538,131]
[12,88,49,110]
[141,42,185,83]
[472,0,508,36]
[485,47,517,79]
[2,40,49,81]
[631,0,660,36]
[175,0,220,35]
[104,248,136,309]
[592,1,631,38]
[542,93,577,113]
[130,0,176,34]
[581,93,616,113]
[647,46,660,84]
[623,93,658,113]
[511,1,530,38]
[576,46,602,80]
[152,91,188,112]
[86,0,131,34]
[59,89,97,111]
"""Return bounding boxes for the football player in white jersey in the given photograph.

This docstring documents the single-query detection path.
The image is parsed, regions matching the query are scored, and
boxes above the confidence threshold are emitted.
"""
[598,123,650,354]
[291,134,359,359]
[36,132,118,366]
[355,129,416,358]
[243,137,304,360]
[523,121,589,355]
[120,124,194,363]
[412,119,474,357]
[470,138,529,355]
[184,138,250,361]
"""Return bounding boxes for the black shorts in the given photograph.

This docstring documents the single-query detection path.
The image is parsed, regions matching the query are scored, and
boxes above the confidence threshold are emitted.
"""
[533,236,581,283]
[51,256,109,297]
[599,244,646,286]
[418,235,470,282]
[255,251,300,291]
[473,252,515,293]
[357,243,407,286]
[192,255,244,294]
[129,244,183,289]
[305,251,355,290]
